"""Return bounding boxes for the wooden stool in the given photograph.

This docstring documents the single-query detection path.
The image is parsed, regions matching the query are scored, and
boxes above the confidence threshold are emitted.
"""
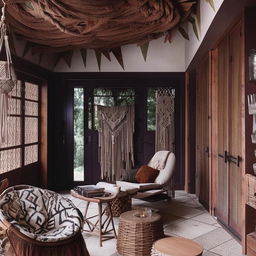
[151,237,203,256]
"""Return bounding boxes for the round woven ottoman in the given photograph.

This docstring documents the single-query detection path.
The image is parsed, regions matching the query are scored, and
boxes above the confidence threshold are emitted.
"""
[151,237,203,256]
[117,210,164,256]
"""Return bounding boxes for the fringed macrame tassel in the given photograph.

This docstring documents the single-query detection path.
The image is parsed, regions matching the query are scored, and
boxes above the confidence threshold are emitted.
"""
[0,93,8,145]
[155,89,175,152]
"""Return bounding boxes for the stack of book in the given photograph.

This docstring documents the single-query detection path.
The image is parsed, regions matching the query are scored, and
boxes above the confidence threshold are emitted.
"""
[75,185,105,197]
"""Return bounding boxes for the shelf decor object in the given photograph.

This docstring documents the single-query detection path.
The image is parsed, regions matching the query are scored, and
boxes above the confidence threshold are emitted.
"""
[249,49,256,82]
[247,94,256,143]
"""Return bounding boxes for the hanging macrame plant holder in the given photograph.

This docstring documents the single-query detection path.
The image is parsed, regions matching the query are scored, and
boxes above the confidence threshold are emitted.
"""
[0,1,17,144]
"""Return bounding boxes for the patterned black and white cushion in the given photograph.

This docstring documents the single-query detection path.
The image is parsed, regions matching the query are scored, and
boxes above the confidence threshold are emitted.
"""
[0,187,83,242]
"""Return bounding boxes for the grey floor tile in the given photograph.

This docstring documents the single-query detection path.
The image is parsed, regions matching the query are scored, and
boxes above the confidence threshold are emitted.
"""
[210,239,242,256]
[57,190,242,256]
[165,219,218,239]
[191,213,218,225]
[203,250,221,256]
[193,228,232,250]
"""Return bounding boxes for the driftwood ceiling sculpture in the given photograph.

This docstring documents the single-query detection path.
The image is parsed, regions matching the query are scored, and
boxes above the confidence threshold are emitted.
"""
[1,0,215,68]
[5,0,197,52]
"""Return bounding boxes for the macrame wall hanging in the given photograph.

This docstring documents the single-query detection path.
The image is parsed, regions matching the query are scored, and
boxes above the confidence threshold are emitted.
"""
[97,105,134,182]
[0,1,17,145]
[155,88,175,152]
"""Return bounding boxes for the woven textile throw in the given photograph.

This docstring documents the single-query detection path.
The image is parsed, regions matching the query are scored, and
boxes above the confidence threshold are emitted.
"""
[5,0,197,51]
[97,105,134,181]
[0,187,83,242]
[155,89,175,152]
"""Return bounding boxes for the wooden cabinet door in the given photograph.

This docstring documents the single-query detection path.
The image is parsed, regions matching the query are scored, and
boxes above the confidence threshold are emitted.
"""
[215,22,242,237]
[228,23,242,235]
[216,36,229,225]
[196,56,210,209]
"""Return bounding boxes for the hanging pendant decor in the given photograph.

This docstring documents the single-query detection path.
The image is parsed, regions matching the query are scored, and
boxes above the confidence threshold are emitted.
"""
[0,1,17,144]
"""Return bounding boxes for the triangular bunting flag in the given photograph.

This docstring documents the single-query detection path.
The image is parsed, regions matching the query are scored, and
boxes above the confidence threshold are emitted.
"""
[94,49,102,70]
[9,33,17,55]
[111,47,124,70]
[196,1,201,31]
[188,16,199,40]
[178,26,189,40]
[102,49,111,61]
[164,30,172,43]
[38,53,43,65]
[206,0,215,11]
[22,42,31,57]
[140,42,149,62]
[80,49,87,68]
[53,53,63,68]
[63,50,73,68]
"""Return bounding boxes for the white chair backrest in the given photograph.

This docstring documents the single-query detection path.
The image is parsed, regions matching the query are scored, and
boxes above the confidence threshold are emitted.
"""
[148,151,175,185]
[148,150,171,170]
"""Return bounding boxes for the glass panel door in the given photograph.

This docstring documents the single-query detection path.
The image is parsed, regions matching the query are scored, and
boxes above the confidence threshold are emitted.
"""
[73,88,84,181]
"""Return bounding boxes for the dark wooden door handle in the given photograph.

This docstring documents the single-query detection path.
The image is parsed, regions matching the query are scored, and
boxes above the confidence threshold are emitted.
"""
[218,151,228,163]
[228,155,241,167]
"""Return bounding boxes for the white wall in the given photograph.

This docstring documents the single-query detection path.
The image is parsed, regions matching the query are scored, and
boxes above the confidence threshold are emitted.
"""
[185,0,224,68]
[13,36,55,70]
[54,33,186,72]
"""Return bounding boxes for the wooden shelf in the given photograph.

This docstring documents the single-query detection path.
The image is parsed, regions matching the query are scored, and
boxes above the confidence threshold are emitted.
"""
[247,232,256,256]
[246,174,256,210]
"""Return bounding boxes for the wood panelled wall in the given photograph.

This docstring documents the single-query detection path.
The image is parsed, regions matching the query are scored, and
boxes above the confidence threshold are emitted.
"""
[194,20,244,238]
[195,56,210,209]
[244,7,256,255]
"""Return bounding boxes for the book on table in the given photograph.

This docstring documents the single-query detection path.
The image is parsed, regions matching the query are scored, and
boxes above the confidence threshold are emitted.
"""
[76,185,105,197]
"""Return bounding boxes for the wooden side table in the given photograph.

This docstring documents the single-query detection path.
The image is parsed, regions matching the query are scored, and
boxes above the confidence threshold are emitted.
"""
[117,210,164,256]
[151,237,203,256]
[70,189,118,247]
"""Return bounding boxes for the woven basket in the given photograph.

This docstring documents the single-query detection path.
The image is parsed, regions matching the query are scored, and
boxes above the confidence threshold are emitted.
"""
[0,61,16,94]
[106,194,131,217]
[247,174,256,210]
[117,210,164,256]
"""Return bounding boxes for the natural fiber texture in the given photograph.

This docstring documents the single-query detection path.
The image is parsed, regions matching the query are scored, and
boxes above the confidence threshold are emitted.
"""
[0,93,8,144]
[97,105,134,182]
[155,89,175,152]
[117,210,164,256]
[0,3,17,145]
[6,225,89,256]
[5,0,197,52]
[106,193,132,217]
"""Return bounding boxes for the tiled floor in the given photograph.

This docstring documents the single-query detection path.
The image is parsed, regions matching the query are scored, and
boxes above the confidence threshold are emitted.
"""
[64,190,243,256]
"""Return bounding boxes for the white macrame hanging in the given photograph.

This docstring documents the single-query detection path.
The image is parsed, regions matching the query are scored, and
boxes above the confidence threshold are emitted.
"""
[155,88,175,152]
[0,1,17,145]
[97,105,134,182]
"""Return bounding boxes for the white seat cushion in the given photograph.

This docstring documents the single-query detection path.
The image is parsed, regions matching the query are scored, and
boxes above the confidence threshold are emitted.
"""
[116,181,162,191]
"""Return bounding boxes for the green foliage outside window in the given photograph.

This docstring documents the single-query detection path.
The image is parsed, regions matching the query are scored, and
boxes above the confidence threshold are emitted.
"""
[74,88,84,181]
[92,88,135,130]
[147,88,156,131]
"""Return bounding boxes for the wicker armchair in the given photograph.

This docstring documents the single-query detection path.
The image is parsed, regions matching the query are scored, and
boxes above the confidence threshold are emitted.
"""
[0,185,89,256]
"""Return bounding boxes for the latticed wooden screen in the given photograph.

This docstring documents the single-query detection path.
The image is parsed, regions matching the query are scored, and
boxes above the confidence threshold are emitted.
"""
[0,81,40,173]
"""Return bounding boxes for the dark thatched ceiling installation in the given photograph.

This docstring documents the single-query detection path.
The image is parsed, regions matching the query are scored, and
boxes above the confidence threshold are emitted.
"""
[2,0,212,68]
